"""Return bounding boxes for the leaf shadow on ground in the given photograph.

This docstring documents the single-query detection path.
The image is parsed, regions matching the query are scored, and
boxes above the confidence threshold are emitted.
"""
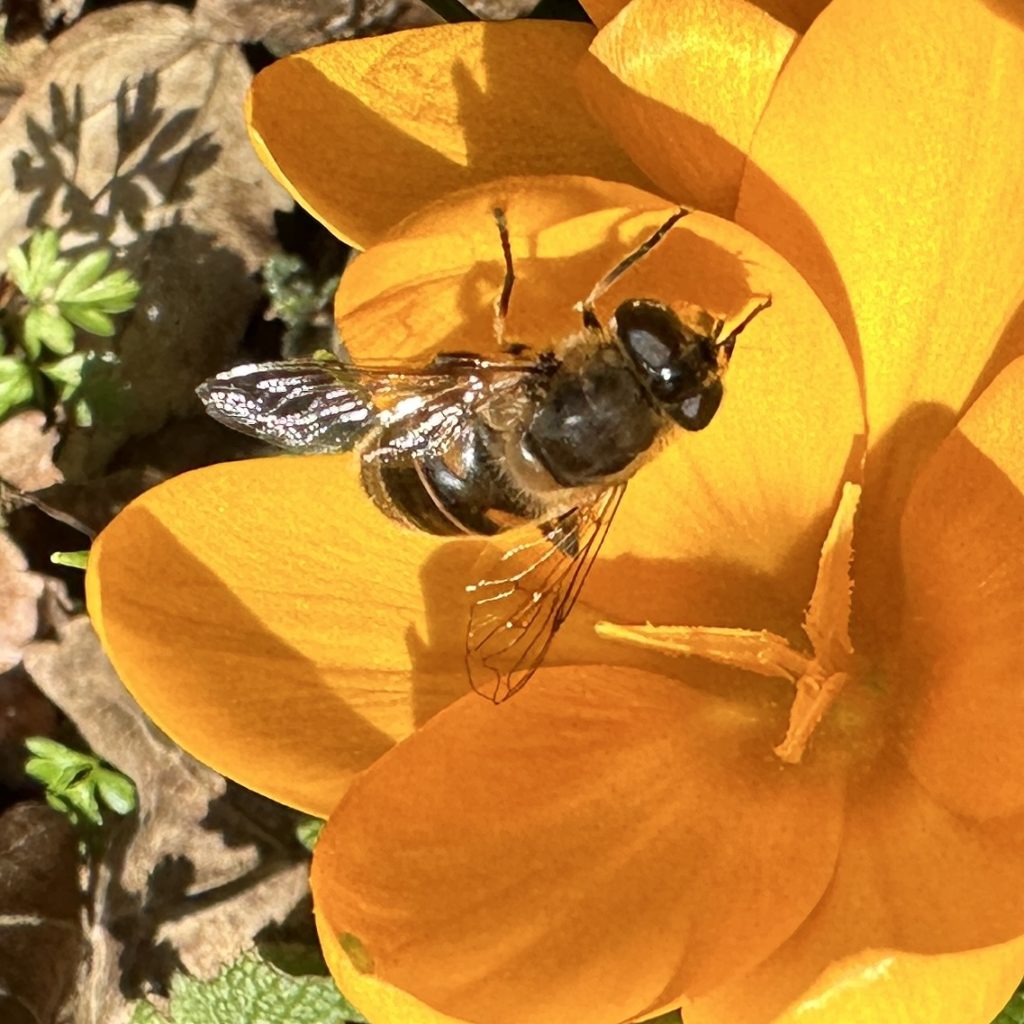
[23,620,314,1011]
[100,785,310,1000]
[6,66,268,478]
[12,73,220,251]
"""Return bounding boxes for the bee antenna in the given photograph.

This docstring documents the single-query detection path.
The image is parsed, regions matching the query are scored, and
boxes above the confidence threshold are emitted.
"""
[720,294,772,358]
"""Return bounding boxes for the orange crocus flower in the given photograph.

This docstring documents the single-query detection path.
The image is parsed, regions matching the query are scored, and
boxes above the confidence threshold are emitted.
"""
[86,1,1024,1022]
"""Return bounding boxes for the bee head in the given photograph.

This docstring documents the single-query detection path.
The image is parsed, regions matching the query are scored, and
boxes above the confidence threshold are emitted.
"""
[611,295,771,432]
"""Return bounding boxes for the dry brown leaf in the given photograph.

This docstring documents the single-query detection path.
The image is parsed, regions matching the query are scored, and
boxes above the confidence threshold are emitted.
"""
[0,533,43,672]
[21,413,267,540]
[0,410,62,492]
[193,0,408,54]
[2,0,86,43]
[189,0,535,59]
[22,618,311,1024]
[192,0,532,57]
[0,801,82,1024]
[38,0,87,30]
[0,667,59,792]
[0,3,290,479]
[0,31,48,124]
[465,0,537,17]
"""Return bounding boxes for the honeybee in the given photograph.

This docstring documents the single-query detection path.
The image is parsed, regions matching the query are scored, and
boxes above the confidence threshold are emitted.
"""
[198,207,770,701]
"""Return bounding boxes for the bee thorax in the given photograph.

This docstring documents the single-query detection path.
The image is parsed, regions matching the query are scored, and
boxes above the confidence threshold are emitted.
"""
[522,345,661,488]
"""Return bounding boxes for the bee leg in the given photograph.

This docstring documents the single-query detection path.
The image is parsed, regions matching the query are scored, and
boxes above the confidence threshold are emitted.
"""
[540,509,580,557]
[574,206,691,331]
[492,206,515,348]
[701,310,723,339]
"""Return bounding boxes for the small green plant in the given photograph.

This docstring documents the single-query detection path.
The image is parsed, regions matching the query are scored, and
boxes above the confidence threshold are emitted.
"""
[130,950,367,1024]
[295,815,325,851]
[262,253,340,358]
[996,982,1024,1024]
[24,736,137,827]
[50,549,90,569]
[0,228,140,424]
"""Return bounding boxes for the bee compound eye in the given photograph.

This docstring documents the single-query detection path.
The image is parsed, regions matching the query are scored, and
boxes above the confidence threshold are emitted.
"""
[666,378,723,431]
[613,299,707,404]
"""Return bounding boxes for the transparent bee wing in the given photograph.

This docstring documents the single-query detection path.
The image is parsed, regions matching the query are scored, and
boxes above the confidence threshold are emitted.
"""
[466,484,626,702]
[197,360,375,453]
[198,356,540,458]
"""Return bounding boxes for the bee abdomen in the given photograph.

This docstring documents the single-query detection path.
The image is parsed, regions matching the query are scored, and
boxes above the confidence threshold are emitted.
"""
[364,421,539,536]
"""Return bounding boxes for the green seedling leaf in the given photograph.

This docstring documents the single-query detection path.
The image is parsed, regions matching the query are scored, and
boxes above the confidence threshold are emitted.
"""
[42,352,130,427]
[94,769,137,815]
[5,242,31,294]
[44,790,75,818]
[41,353,86,399]
[28,229,59,269]
[24,736,73,761]
[51,550,90,570]
[72,268,141,310]
[62,779,103,827]
[995,983,1024,1024]
[58,303,115,337]
[72,350,130,427]
[26,229,60,297]
[24,756,64,787]
[20,321,43,361]
[42,257,72,291]
[295,816,324,851]
[0,356,35,416]
[24,737,137,829]
[17,307,44,360]
[129,950,368,1024]
[24,305,75,356]
[5,236,140,381]
[53,248,112,301]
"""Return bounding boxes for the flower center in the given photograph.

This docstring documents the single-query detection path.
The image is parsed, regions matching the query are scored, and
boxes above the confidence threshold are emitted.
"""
[596,482,862,764]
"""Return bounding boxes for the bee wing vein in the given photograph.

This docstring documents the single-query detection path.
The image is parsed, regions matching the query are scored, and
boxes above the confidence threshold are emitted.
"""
[198,357,538,459]
[466,485,626,702]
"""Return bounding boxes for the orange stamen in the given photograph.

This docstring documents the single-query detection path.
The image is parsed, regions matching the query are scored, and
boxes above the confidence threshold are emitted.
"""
[597,482,862,763]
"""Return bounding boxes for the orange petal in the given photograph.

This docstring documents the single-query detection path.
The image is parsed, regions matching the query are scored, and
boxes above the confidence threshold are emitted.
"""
[86,455,484,816]
[587,212,862,636]
[337,174,863,635]
[318,904,684,1024]
[312,666,847,1024]
[247,23,648,249]
[897,356,1024,819]
[318,916,474,1024]
[738,0,1024,431]
[691,937,1024,1024]
[685,756,1024,1024]
[578,0,797,215]
[735,0,1024,640]
[335,175,673,360]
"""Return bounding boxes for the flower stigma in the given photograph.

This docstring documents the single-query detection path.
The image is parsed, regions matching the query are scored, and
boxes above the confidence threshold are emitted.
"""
[597,481,866,764]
